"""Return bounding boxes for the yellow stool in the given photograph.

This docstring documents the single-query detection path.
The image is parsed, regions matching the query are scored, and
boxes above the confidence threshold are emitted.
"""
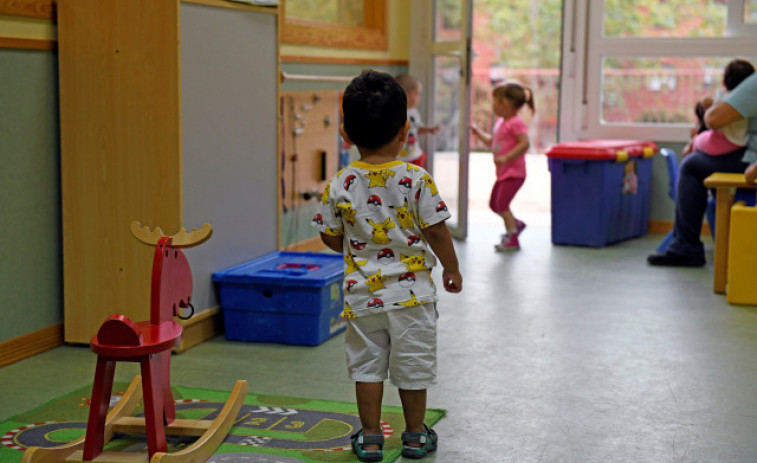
[727,202,757,305]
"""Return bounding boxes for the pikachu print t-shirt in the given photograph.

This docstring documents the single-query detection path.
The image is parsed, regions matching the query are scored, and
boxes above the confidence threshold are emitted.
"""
[312,160,451,318]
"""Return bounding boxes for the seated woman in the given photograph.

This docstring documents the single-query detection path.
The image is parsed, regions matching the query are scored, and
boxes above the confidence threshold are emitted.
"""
[648,70,757,267]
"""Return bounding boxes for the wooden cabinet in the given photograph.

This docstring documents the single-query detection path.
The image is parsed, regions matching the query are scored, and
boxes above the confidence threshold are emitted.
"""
[58,0,279,344]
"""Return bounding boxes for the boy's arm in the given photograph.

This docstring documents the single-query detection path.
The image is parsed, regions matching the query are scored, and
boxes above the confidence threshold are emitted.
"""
[494,134,530,166]
[421,221,462,293]
[320,233,343,253]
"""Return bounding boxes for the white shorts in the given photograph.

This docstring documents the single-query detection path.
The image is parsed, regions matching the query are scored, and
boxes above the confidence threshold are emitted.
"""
[345,303,438,390]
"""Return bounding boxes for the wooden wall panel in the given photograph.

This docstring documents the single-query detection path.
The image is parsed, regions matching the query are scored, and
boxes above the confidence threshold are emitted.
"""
[58,0,182,342]
[0,0,54,18]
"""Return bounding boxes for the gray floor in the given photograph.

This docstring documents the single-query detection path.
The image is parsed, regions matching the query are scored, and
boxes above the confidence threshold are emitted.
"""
[3,216,757,463]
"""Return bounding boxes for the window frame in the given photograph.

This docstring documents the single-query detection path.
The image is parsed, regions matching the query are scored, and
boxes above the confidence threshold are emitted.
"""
[560,0,757,143]
[282,0,387,51]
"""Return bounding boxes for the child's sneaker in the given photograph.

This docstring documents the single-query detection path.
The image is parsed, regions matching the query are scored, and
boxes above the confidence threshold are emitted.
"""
[500,221,526,242]
[495,233,520,252]
[516,219,527,235]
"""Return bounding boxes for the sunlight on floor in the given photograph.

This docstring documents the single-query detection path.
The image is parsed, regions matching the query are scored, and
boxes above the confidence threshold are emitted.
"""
[434,151,551,230]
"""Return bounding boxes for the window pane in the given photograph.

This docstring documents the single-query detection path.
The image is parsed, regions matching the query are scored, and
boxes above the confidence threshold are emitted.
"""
[604,0,727,38]
[286,0,364,27]
[600,57,752,125]
[747,0,757,24]
[434,0,462,41]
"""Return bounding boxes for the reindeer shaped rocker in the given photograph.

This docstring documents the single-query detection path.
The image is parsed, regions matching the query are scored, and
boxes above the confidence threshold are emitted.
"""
[23,222,248,463]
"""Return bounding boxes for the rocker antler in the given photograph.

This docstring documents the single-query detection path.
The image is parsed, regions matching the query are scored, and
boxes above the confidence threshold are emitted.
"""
[130,221,213,248]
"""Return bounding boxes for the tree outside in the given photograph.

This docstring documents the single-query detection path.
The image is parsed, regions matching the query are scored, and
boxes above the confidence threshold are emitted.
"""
[468,0,730,153]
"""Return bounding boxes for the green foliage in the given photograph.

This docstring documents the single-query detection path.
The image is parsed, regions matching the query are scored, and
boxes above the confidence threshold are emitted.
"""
[285,0,364,27]
[476,0,728,70]
[604,0,727,38]
[635,108,690,124]
[475,0,562,69]
[439,0,463,29]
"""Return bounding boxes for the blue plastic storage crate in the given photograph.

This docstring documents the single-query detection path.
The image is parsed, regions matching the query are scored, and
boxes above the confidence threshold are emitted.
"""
[212,251,345,346]
[546,140,657,247]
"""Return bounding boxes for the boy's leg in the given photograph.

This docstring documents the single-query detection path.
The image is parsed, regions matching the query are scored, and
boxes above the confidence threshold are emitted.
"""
[356,381,384,433]
[387,304,437,448]
[399,388,427,446]
[356,381,384,450]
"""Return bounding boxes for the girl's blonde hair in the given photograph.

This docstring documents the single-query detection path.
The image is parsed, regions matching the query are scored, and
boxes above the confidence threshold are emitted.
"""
[492,82,535,113]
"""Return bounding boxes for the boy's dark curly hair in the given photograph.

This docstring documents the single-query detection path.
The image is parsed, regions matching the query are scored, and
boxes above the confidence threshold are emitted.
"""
[342,70,407,150]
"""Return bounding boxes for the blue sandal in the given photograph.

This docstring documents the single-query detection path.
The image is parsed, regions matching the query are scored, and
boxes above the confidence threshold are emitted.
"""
[351,429,384,462]
[401,424,438,459]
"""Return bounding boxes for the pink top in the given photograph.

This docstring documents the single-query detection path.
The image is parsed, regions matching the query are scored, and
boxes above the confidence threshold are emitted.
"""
[693,129,742,156]
[492,116,528,180]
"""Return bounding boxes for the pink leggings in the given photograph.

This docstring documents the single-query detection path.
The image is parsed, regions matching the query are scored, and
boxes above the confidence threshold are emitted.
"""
[489,178,525,213]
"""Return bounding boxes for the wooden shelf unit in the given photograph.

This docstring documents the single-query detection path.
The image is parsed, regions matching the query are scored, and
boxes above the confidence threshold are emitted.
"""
[58,0,280,343]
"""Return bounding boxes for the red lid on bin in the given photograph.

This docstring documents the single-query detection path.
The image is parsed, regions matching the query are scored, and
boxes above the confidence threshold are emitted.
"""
[545,139,658,161]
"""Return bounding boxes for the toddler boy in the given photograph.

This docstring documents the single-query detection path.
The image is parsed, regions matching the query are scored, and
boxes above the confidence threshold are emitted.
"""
[312,70,462,461]
[395,74,440,169]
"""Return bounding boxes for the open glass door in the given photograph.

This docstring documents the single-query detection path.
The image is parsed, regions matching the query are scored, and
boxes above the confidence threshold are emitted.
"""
[427,0,473,240]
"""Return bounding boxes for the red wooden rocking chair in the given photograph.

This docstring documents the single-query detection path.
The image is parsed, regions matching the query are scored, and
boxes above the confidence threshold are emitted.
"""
[23,222,247,463]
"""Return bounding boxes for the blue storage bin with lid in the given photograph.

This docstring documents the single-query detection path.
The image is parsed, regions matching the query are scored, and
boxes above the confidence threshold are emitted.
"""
[546,140,658,247]
[212,251,345,346]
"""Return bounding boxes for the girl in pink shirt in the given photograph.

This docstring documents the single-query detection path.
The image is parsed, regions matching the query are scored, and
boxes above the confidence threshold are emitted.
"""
[470,82,534,251]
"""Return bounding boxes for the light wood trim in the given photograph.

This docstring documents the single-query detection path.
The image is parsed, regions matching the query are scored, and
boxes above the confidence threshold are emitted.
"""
[0,0,54,18]
[22,376,143,463]
[283,18,387,50]
[130,221,213,248]
[648,220,712,236]
[281,54,408,66]
[0,37,55,50]
[153,380,248,463]
[0,323,63,367]
[282,0,387,50]
[64,450,151,462]
[363,0,384,29]
[0,0,279,18]
[284,235,327,252]
[113,417,212,436]
[182,0,277,14]
[647,220,671,234]
[174,307,222,353]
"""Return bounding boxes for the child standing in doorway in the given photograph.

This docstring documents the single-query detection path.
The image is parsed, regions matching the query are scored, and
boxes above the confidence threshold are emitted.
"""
[395,74,440,169]
[312,70,462,462]
[470,82,534,251]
